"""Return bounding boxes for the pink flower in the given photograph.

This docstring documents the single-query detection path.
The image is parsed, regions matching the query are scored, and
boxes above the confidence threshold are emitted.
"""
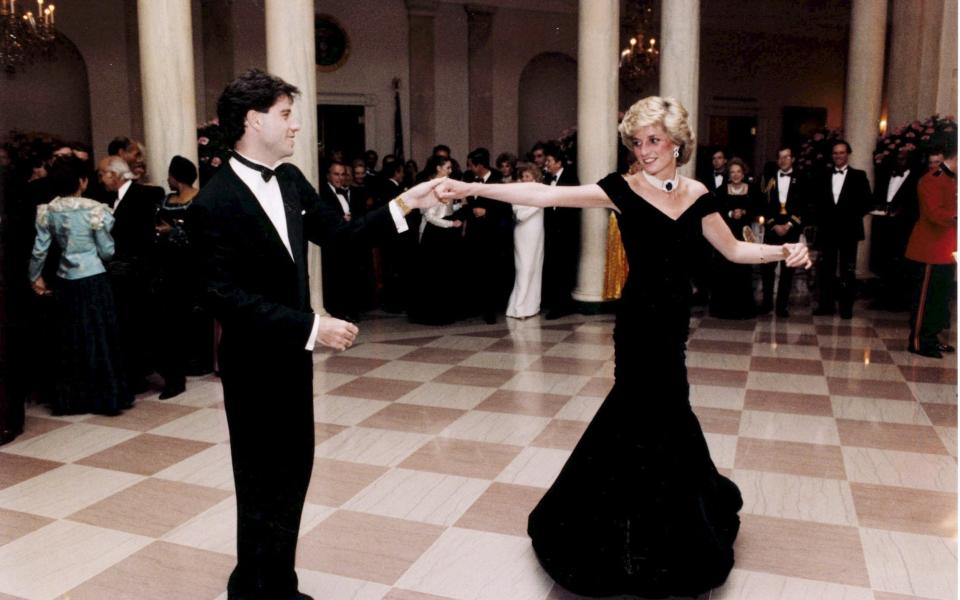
[888,143,897,149]
[925,128,935,134]
[905,132,916,138]
[813,133,824,141]
[921,135,931,141]
[199,137,210,145]
[912,120,922,128]
[875,158,882,164]
[894,128,903,135]
[211,156,222,167]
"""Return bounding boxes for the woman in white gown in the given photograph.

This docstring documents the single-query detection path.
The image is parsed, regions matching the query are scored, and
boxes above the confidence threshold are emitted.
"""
[506,164,546,318]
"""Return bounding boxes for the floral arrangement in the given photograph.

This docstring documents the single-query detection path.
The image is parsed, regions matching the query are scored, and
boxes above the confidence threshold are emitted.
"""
[197,119,231,186]
[873,115,957,172]
[796,127,844,179]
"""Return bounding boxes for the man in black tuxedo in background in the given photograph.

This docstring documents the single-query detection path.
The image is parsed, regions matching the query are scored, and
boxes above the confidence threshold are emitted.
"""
[459,147,511,323]
[188,69,442,600]
[542,142,580,319]
[702,147,729,194]
[318,160,361,322]
[761,146,806,317]
[376,159,416,312]
[98,155,163,393]
[812,140,872,319]
[870,148,921,310]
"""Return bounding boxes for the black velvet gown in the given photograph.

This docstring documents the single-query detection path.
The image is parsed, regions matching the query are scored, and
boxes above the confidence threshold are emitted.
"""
[527,174,743,599]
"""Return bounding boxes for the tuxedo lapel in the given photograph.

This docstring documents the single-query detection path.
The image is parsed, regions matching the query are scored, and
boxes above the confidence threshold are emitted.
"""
[224,166,294,264]
[277,172,304,265]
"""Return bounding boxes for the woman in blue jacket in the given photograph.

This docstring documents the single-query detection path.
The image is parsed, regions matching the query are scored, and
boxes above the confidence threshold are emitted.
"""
[29,156,132,415]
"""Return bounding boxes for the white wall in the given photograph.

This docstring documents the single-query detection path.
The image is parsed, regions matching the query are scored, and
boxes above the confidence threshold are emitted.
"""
[518,53,577,154]
[433,2,470,164]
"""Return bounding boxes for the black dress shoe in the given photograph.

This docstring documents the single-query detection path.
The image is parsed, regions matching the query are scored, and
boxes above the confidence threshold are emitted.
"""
[937,343,956,353]
[158,385,186,400]
[908,346,943,359]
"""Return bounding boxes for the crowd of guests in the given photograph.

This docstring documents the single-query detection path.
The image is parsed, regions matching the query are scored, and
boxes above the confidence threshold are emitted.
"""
[0,125,954,432]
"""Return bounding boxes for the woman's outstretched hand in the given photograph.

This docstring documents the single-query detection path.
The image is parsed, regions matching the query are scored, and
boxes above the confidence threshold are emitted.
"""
[435,179,474,203]
[402,177,448,210]
[783,243,812,269]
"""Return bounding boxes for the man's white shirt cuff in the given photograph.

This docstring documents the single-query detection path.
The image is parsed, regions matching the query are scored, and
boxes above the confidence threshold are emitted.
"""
[389,200,410,233]
[305,314,320,350]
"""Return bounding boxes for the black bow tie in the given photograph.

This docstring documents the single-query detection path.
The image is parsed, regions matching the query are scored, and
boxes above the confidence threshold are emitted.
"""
[232,152,275,182]
[779,171,791,178]
[834,168,847,175]
[891,170,905,178]
[335,187,350,196]
[714,172,724,177]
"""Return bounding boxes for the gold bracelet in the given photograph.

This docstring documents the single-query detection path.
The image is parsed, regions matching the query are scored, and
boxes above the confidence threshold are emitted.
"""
[394,195,413,216]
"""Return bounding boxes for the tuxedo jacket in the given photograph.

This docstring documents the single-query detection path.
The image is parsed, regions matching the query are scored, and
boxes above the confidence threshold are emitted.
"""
[111,183,163,268]
[544,167,580,235]
[873,169,921,223]
[188,162,395,354]
[699,169,727,194]
[455,170,512,239]
[813,167,872,245]
[319,182,350,219]
[762,174,805,243]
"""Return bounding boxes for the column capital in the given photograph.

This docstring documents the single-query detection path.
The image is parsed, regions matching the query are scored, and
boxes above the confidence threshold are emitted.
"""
[405,0,439,17]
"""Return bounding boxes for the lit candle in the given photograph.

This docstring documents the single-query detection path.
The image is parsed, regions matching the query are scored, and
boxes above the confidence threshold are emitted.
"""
[49,4,53,25]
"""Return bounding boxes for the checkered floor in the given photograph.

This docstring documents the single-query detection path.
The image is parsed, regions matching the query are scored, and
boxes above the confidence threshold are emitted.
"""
[0,302,956,600]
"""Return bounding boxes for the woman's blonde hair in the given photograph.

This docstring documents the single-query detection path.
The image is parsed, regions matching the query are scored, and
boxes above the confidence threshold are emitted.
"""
[618,96,697,166]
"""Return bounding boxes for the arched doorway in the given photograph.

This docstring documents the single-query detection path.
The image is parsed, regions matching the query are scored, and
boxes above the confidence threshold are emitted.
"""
[0,36,92,145]
[518,52,577,156]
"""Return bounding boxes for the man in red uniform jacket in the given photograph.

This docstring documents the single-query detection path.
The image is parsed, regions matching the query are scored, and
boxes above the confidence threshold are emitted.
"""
[905,136,957,358]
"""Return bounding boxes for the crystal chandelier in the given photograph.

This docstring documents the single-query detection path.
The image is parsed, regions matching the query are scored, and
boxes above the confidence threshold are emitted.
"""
[619,0,659,94]
[1,0,58,74]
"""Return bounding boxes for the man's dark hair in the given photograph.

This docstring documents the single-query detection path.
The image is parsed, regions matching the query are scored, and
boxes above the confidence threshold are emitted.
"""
[423,155,451,179]
[928,131,958,160]
[542,142,564,164]
[530,141,545,153]
[712,146,728,159]
[108,136,131,156]
[381,159,403,179]
[217,69,301,148]
[833,140,853,154]
[168,155,198,185]
[326,159,346,174]
[48,155,88,197]
[776,144,794,157]
[432,144,451,156]
[467,147,491,169]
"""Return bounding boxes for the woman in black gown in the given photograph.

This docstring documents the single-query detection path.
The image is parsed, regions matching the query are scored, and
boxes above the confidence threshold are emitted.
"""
[438,96,811,599]
[710,157,761,319]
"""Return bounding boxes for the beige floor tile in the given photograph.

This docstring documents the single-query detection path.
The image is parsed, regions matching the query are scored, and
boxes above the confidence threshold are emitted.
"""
[704,432,739,470]
[815,324,878,338]
[531,419,589,450]
[313,371,360,393]
[733,469,858,526]
[686,351,753,371]
[313,395,391,426]
[688,367,749,388]
[14,416,71,442]
[296,510,444,585]
[750,356,825,375]
[907,382,957,405]
[398,382,497,410]
[0,454,62,491]
[434,365,518,388]
[751,342,824,359]
[456,351,539,371]
[454,482,543,537]
[827,377,916,401]
[440,410,550,446]
[158,379,225,409]
[148,408,231,443]
[860,528,957,600]
[384,588,457,600]
[152,443,235,491]
[738,410,840,445]
[734,437,847,479]
[543,342,614,361]
[934,426,957,458]
[398,438,521,480]
[75,433,214,476]
[735,514,869,587]
[688,338,754,355]
[836,419,947,454]
[425,335,500,352]
[343,468,490,526]
[0,508,52,546]
[823,360,908,382]
[0,520,152,600]
[0,422,140,463]
[316,355,390,375]
[304,458,387,507]
[742,389,833,416]
[86,400,201,431]
[576,377,615,397]
[920,403,957,426]
[364,359,453,382]
[294,568,391,600]
[315,427,431,466]
[359,403,466,435]
[496,447,570,488]
[850,482,957,537]
[818,335,888,350]
[553,396,604,422]
[821,346,894,364]
[712,568,874,600]
[395,527,554,600]
[831,397,932,425]
[753,331,819,346]
[871,592,943,600]
[842,447,957,492]
[692,407,742,435]
[475,389,570,418]
[485,338,558,354]
[64,540,234,600]
[340,342,417,360]
[508,327,577,343]
[502,371,592,396]
[66,478,231,538]
[746,371,829,395]
[689,384,746,411]
[327,377,423,402]
[899,365,958,384]
[528,356,607,377]
[0,464,142,518]
[691,327,757,343]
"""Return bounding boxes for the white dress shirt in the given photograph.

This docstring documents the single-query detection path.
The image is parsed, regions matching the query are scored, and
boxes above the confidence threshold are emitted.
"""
[550,168,562,187]
[714,173,724,189]
[114,180,133,211]
[886,170,910,203]
[777,171,792,205]
[831,167,848,204]
[327,182,351,216]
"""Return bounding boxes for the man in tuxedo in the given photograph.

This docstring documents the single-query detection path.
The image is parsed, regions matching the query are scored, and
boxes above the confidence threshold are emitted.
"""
[761,146,805,317]
[702,148,728,194]
[188,69,441,600]
[542,142,580,319]
[318,160,362,322]
[870,149,921,309]
[376,159,415,312]
[812,140,872,318]
[98,155,163,392]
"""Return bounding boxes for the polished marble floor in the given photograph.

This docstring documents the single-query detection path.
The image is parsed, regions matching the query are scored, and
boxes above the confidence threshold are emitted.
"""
[0,302,956,600]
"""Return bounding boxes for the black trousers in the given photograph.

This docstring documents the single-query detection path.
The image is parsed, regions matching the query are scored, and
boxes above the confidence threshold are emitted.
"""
[761,262,794,313]
[816,239,859,314]
[221,343,315,600]
[110,265,153,387]
[909,261,955,352]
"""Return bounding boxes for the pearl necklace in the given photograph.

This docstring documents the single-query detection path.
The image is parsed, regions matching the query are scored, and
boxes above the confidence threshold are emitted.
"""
[642,168,679,193]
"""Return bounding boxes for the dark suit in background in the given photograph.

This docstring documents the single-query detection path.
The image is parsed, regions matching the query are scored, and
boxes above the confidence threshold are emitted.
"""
[543,166,580,316]
[318,183,364,321]
[761,172,805,315]
[812,167,872,317]
[870,168,921,309]
[189,161,398,598]
[376,177,415,312]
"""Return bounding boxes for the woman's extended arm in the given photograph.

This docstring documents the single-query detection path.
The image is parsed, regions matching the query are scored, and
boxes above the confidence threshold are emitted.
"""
[702,212,811,268]
[438,179,616,211]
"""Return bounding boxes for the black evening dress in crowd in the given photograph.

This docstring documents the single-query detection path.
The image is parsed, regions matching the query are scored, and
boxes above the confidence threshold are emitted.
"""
[527,173,742,599]
[709,184,759,319]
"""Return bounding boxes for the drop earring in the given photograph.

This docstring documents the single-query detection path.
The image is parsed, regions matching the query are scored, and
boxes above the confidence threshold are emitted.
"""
[672,147,680,159]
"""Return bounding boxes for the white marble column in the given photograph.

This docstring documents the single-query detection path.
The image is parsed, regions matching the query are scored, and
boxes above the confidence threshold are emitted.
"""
[137,0,198,185]
[265,0,324,312]
[572,0,619,304]
[659,0,700,178]
[406,0,439,165]
[844,0,886,278]
[885,0,923,128]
